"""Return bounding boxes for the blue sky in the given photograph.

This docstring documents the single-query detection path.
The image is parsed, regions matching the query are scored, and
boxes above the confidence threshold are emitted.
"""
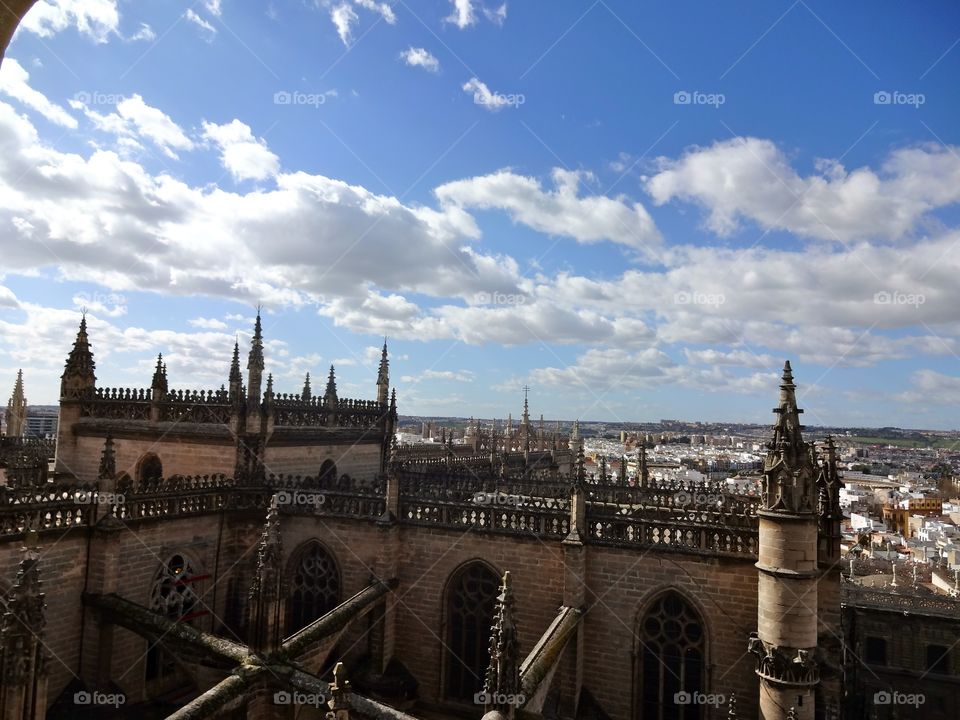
[1,0,960,429]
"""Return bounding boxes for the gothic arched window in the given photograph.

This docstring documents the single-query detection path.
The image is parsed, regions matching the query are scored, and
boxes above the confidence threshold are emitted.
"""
[637,591,706,720]
[444,561,499,702]
[287,542,341,635]
[146,554,202,682]
[137,453,163,484]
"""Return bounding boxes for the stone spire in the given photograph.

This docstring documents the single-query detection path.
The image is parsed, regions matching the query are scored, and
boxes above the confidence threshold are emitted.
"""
[301,372,312,402]
[227,339,243,405]
[150,353,168,397]
[482,571,520,717]
[246,313,265,408]
[619,455,628,486]
[248,496,283,652]
[264,373,274,404]
[324,365,338,421]
[816,435,844,563]
[98,435,116,480]
[5,369,26,437]
[598,456,607,483]
[749,361,819,720]
[376,339,389,405]
[60,314,96,399]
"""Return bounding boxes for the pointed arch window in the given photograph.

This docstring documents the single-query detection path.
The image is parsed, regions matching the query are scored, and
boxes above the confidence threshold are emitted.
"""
[319,459,337,487]
[638,591,706,720]
[444,562,499,701]
[146,554,202,682]
[287,542,341,635]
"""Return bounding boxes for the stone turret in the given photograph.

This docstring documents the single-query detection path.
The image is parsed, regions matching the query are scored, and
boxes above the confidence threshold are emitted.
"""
[568,419,581,450]
[749,361,819,720]
[376,340,389,405]
[56,316,97,477]
[5,369,26,437]
[60,315,96,400]
[246,313,264,409]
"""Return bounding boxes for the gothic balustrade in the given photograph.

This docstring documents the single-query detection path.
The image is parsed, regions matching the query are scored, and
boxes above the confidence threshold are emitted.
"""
[842,582,960,619]
[0,483,96,537]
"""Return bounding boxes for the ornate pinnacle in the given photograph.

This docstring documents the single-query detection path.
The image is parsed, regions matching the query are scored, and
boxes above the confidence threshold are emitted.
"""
[151,353,168,395]
[574,444,586,489]
[482,571,520,714]
[619,455,628,485]
[229,340,242,383]
[98,435,116,480]
[247,313,264,372]
[2,530,46,659]
[325,365,337,398]
[264,373,274,403]
[301,372,312,401]
[599,456,607,483]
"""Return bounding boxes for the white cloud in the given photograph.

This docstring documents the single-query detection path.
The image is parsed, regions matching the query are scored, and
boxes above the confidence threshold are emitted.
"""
[400,47,440,73]
[445,0,476,28]
[896,370,960,406]
[436,167,661,253]
[202,119,280,181]
[71,93,194,159]
[185,9,217,39]
[0,59,77,128]
[646,137,960,242]
[482,2,506,25]
[205,0,223,16]
[330,3,358,46]
[129,23,156,42]
[401,369,475,384]
[19,0,120,43]
[0,286,18,308]
[354,0,396,24]
[461,77,512,111]
[189,317,228,330]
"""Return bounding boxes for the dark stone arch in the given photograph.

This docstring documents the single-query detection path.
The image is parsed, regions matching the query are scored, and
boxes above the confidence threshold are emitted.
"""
[136,453,163,484]
[634,588,708,720]
[442,559,500,702]
[285,539,341,635]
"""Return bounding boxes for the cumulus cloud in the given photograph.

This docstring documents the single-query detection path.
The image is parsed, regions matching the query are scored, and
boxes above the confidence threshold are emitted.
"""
[189,317,228,330]
[71,93,194,159]
[202,119,280,181]
[436,167,661,254]
[128,23,156,42]
[18,0,119,42]
[0,59,77,128]
[896,370,960,405]
[461,78,516,111]
[445,0,476,28]
[354,0,396,24]
[645,137,960,242]
[400,47,440,73]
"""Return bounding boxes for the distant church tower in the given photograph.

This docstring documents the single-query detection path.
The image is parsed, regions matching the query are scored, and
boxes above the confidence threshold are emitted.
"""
[5,370,26,437]
[749,361,820,719]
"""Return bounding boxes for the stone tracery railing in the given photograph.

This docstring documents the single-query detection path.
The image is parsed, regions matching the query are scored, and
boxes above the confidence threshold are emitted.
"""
[0,467,762,557]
